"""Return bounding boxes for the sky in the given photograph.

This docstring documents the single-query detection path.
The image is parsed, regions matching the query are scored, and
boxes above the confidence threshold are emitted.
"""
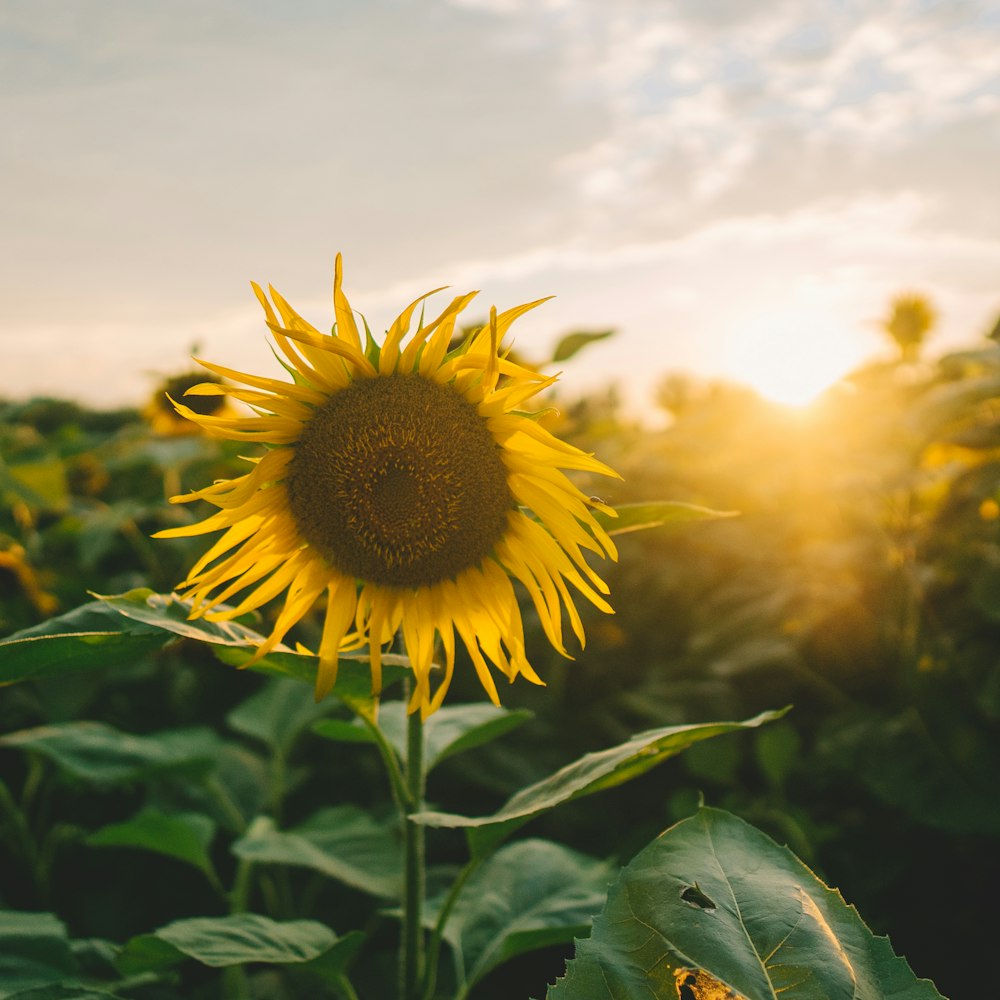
[2,0,999,414]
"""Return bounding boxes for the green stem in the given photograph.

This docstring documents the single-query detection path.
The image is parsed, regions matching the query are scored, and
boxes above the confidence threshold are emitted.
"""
[359,711,410,812]
[401,690,426,1000]
[205,775,251,833]
[230,856,254,914]
[421,855,483,1000]
[106,971,164,993]
[0,778,42,894]
[335,973,362,1000]
[222,964,250,1000]
[223,858,254,998]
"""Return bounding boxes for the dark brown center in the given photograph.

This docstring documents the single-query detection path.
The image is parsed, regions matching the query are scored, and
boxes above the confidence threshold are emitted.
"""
[286,373,513,587]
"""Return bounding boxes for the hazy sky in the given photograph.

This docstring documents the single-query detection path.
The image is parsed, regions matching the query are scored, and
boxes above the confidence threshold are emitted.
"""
[3,0,999,411]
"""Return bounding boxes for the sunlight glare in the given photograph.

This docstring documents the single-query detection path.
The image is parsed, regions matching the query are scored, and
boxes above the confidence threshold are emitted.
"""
[722,310,861,407]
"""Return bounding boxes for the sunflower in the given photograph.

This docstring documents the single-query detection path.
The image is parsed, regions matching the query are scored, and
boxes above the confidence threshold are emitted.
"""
[145,371,233,436]
[155,256,618,716]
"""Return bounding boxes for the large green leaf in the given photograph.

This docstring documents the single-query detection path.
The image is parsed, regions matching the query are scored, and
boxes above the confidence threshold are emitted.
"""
[548,808,945,1000]
[0,913,75,999]
[116,914,340,974]
[314,702,532,773]
[430,840,613,993]
[101,590,409,692]
[226,676,332,754]
[140,741,268,836]
[0,589,260,686]
[596,501,738,537]
[0,600,166,683]
[85,810,219,884]
[0,723,220,785]
[231,808,402,899]
[95,590,271,647]
[0,589,408,703]
[413,709,785,856]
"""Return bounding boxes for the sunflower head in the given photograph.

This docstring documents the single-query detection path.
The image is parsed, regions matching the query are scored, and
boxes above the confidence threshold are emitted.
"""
[144,371,231,436]
[156,255,619,717]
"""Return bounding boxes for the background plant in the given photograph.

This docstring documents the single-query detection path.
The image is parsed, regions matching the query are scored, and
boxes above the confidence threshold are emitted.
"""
[1,313,987,998]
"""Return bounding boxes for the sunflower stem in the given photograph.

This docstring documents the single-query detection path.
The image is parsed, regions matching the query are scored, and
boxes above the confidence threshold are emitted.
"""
[401,685,426,1000]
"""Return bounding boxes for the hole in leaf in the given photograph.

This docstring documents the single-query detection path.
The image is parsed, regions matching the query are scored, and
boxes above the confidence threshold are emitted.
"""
[680,881,717,910]
[675,968,744,1000]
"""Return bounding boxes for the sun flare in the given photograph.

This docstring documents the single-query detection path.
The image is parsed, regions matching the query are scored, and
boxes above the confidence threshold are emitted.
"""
[723,312,861,407]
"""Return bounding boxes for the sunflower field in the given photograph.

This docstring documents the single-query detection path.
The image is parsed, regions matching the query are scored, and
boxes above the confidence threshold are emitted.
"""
[2,281,997,1000]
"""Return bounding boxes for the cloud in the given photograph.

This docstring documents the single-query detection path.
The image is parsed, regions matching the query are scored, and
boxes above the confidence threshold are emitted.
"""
[535,0,1000,254]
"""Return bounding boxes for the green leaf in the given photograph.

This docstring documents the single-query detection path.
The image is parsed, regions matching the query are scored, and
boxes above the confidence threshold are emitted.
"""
[550,329,615,363]
[112,936,182,978]
[596,501,738,537]
[0,723,220,785]
[422,703,533,771]
[75,502,150,570]
[212,646,409,707]
[0,588,279,686]
[95,589,270,648]
[100,591,410,698]
[4,987,125,1000]
[0,912,75,999]
[0,600,167,685]
[231,808,402,899]
[226,676,332,754]
[146,741,267,835]
[311,719,378,746]
[291,931,366,982]
[117,914,338,974]
[548,807,945,1000]
[66,939,118,981]
[0,588,408,699]
[413,709,786,856]
[754,721,802,792]
[86,810,219,884]
[322,702,532,773]
[430,840,613,992]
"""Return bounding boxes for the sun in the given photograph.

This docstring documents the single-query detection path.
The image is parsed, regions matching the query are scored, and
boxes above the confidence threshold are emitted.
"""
[722,310,861,407]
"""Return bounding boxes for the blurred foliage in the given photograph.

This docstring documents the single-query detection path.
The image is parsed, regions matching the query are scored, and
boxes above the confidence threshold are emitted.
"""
[3,304,1000,999]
